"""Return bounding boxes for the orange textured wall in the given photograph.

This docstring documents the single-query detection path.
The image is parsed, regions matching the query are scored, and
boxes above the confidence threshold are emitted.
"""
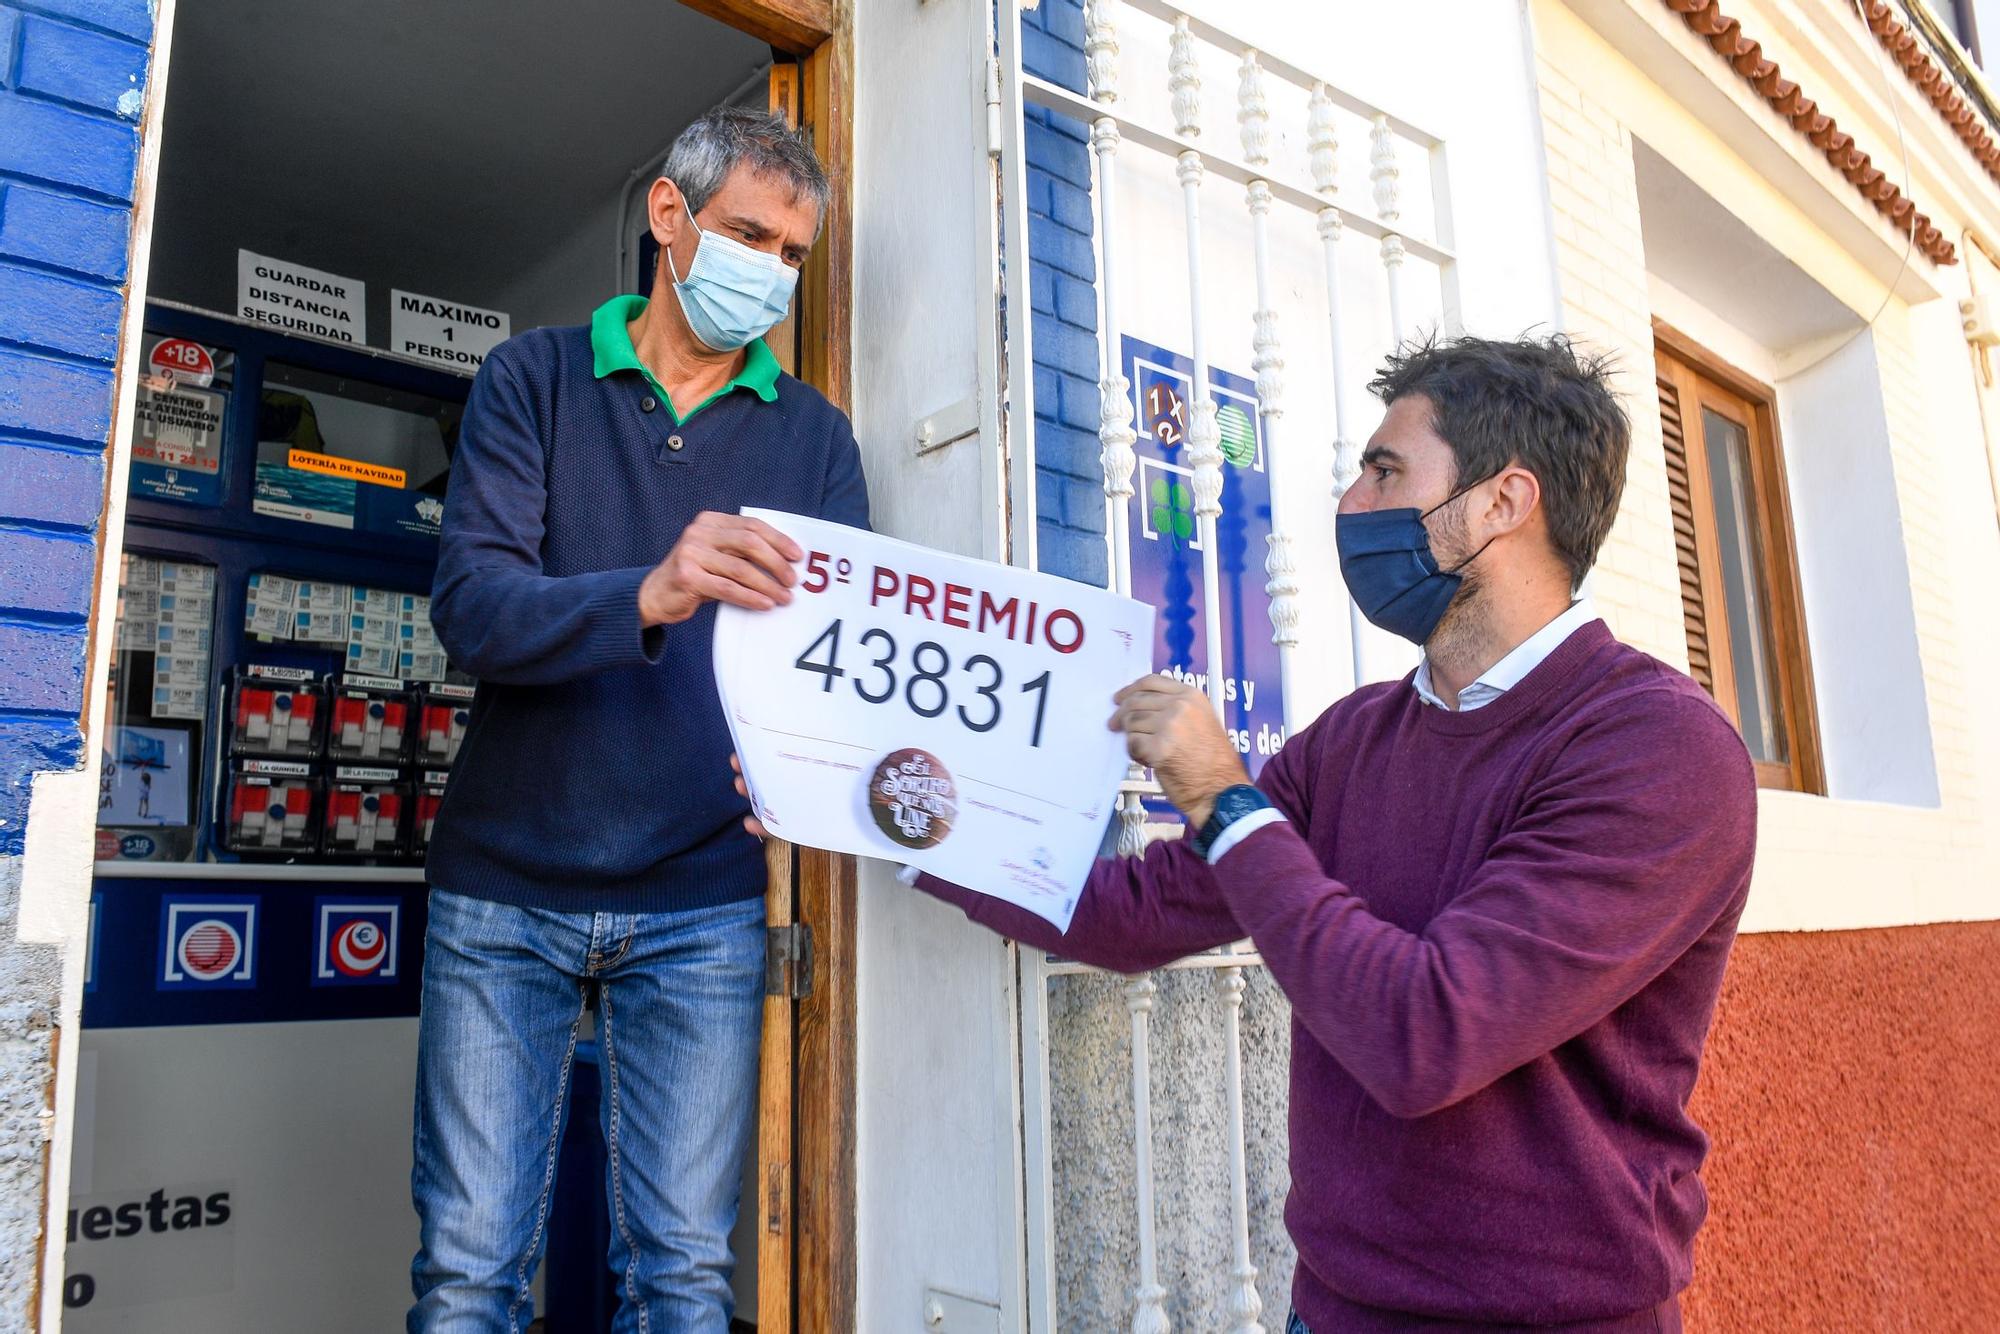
[1684,922,2000,1332]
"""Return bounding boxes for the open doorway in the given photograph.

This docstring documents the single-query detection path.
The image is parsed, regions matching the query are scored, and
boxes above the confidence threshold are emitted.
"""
[72,2,850,1330]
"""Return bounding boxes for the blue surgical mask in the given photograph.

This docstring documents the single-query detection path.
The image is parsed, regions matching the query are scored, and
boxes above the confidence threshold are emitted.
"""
[1334,485,1492,646]
[667,198,798,352]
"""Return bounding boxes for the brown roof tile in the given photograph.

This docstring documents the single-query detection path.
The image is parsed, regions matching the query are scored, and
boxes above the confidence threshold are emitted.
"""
[1660,0,1957,264]
[1860,2,2000,194]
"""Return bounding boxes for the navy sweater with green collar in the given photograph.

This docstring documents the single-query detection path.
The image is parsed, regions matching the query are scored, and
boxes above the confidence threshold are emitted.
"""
[426,322,869,913]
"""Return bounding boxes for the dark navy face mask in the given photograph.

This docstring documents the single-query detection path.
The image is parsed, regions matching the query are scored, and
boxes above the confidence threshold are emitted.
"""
[1334,485,1491,646]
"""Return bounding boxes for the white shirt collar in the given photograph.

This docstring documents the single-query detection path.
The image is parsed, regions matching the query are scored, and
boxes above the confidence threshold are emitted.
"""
[1412,597,1597,712]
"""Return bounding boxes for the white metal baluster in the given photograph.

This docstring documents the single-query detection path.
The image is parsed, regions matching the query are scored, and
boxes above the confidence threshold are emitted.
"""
[1093,118,1136,600]
[1086,0,1152,857]
[1371,113,1407,346]
[1126,975,1170,1334]
[1170,15,1227,726]
[1239,52,1295,738]
[1116,792,1150,859]
[1216,965,1263,1334]
[1311,86,1355,489]
[1084,0,1119,112]
[1088,1,1133,595]
[1314,84,1368,693]
[1213,51,1281,1334]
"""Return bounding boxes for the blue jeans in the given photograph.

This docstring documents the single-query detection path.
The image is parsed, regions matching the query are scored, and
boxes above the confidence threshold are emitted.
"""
[409,889,765,1333]
[1288,1313,1309,1334]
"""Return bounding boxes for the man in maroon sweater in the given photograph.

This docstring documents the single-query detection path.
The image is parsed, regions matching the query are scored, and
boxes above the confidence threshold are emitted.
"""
[910,335,1755,1331]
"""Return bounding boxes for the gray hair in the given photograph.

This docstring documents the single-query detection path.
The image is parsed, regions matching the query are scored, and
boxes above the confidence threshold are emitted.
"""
[663,105,830,226]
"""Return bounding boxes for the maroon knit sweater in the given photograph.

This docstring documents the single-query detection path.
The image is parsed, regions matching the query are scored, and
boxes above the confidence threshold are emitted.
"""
[918,620,1756,1330]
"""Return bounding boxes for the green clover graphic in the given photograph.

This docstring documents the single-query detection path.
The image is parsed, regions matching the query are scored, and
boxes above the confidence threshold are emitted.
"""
[1150,476,1194,546]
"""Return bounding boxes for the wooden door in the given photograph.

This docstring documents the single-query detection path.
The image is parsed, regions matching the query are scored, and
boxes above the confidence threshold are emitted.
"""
[756,45,860,1334]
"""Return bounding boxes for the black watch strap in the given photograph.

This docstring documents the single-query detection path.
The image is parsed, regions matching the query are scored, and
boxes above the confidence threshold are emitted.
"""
[1188,783,1272,860]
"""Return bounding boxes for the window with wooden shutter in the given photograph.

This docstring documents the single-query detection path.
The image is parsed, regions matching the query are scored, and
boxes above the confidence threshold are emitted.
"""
[1654,322,1824,793]
[1656,371,1716,694]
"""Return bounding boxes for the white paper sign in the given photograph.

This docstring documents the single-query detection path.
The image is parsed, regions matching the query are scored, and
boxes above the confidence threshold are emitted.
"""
[390,289,509,373]
[237,250,365,343]
[716,510,1155,931]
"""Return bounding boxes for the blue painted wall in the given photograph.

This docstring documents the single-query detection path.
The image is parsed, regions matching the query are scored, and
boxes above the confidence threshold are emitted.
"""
[0,0,153,854]
[1022,0,1109,590]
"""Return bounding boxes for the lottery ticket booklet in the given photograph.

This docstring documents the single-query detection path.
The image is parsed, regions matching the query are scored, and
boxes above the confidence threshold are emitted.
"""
[715,509,1156,932]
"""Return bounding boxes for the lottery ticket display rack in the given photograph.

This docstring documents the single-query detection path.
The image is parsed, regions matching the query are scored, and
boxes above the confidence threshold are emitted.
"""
[85,301,470,1031]
[71,304,474,1329]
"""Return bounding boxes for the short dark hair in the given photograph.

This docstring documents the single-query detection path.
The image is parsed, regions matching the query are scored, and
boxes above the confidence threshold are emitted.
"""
[1368,333,1629,590]
[663,105,830,226]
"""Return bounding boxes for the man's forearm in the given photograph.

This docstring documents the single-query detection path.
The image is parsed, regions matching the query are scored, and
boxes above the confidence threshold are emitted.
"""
[912,873,1070,955]
[431,562,663,685]
[913,832,1242,974]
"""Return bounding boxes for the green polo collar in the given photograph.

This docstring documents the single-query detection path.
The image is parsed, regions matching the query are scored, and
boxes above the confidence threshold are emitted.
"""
[590,295,780,423]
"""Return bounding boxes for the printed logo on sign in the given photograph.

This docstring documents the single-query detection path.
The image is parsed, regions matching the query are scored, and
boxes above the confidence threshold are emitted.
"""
[313,900,400,986]
[867,749,957,849]
[148,338,216,388]
[158,898,259,990]
[414,497,444,526]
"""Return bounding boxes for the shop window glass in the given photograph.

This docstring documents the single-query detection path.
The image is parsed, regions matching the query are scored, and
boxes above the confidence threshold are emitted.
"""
[253,362,460,537]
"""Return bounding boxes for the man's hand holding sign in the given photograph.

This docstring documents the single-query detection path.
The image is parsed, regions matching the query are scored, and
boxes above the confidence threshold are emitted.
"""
[639,510,804,625]
[1106,676,1250,831]
[715,509,1153,930]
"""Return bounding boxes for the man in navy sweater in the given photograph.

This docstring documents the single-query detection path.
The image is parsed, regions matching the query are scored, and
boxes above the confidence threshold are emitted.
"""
[898,336,1756,1330]
[411,107,868,1332]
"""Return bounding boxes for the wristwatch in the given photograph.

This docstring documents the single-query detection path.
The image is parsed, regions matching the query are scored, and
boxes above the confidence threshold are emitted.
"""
[1187,783,1272,860]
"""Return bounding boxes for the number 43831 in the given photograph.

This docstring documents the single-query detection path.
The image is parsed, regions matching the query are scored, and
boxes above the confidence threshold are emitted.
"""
[794,619,1051,747]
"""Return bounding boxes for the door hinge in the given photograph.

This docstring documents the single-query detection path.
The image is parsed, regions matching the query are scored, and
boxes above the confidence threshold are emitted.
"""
[766,922,814,999]
[985,56,1003,158]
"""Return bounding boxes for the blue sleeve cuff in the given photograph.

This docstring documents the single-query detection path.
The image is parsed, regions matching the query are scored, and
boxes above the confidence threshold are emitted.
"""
[577,566,661,670]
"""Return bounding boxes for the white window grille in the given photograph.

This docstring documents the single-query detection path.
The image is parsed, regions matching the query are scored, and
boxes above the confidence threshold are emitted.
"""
[1016,2,1461,1329]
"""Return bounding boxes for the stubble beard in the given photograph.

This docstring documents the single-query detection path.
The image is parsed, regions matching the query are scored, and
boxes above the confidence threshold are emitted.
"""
[1422,506,1491,665]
